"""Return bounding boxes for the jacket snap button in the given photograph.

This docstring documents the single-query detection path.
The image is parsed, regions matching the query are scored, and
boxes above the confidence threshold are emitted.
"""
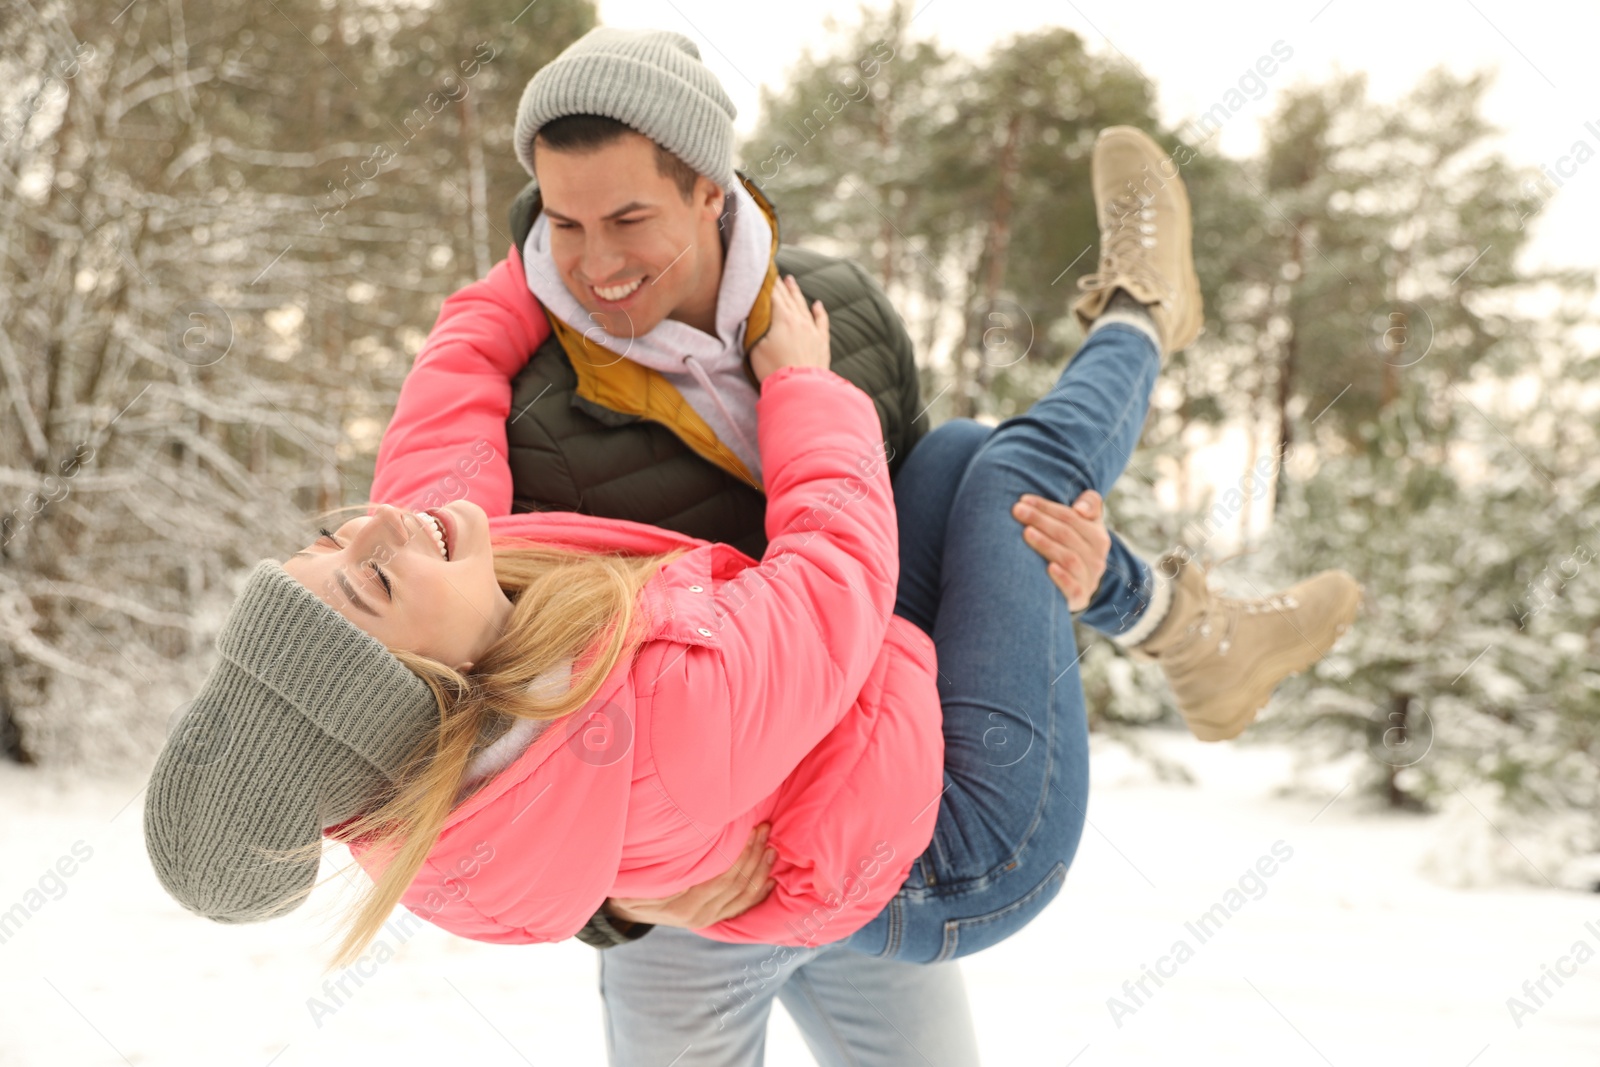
[697,627,712,637]
[688,585,703,593]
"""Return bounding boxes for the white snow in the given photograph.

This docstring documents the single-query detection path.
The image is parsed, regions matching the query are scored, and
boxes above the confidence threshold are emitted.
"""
[2,734,1596,1066]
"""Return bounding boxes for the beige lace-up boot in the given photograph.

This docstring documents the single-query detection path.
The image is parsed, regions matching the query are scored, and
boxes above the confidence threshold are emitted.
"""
[1072,127,1204,359]
[1130,551,1364,741]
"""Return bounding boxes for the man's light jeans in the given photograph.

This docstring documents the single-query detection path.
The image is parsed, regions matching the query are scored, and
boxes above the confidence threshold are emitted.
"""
[600,923,981,1066]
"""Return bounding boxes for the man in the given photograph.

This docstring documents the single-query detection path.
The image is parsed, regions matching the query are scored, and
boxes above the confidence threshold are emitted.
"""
[370,26,1359,1066]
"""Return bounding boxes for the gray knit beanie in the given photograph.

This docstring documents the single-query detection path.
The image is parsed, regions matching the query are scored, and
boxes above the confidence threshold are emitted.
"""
[143,560,442,924]
[514,26,737,193]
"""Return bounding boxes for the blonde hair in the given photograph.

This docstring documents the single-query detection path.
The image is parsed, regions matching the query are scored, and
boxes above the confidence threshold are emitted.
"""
[306,538,685,971]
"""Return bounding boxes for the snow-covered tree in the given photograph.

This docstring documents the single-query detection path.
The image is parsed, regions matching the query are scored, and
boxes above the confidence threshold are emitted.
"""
[0,0,594,765]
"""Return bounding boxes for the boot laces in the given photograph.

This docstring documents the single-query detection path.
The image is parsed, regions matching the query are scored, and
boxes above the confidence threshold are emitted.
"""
[1078,190,1174,304]
[1178,559,1301,660]
[1206,590,1301,657]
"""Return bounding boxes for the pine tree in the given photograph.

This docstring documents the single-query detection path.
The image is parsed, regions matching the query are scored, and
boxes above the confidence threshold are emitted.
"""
[1235,69,1599,877]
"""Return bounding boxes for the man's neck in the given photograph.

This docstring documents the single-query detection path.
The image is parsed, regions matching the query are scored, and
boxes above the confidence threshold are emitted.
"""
[665,203,730,337]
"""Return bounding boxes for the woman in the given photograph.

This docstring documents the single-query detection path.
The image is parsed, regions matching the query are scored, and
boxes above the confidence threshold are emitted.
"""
[144,129,1354,972]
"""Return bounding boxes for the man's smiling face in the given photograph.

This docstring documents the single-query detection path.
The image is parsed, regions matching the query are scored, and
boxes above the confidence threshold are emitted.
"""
[533,128,725,340]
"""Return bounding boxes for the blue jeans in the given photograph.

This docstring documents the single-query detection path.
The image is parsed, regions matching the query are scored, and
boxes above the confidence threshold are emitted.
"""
[890,420,1156,645]
[843,322,1161,963]
[600,925,981,1066]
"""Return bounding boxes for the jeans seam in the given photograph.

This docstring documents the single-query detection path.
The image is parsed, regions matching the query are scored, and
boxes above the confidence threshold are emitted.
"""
[885,895,903,958]
[999,593,1064,874]
[934,859,1069,962]
[789,967,863,1067]
[597,951,620,1061]
[928,825,951,883]
[918,575,1074,898]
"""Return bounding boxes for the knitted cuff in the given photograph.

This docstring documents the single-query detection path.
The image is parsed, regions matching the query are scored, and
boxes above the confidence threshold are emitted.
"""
[574,904,656,949]
[1113,564,1175,651]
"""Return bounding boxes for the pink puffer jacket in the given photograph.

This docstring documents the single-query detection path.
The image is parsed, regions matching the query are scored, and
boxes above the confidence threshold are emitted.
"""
[368,251,549,518]
[347,259,944,945]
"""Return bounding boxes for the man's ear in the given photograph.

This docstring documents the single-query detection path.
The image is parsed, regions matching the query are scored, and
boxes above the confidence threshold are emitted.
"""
[698,177,725,222]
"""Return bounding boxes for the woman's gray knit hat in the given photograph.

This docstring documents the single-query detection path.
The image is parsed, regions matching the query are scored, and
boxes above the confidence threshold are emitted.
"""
[143,560,441,924]
[513,26,737,193]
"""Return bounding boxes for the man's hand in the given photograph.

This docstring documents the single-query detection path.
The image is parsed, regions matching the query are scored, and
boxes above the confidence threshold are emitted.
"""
[1012,490,1111,612]
[750,274,831,383]
[606,823,777,929]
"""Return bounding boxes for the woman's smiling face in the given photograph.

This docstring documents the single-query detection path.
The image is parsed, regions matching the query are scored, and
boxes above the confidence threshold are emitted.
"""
[281,500,512,671]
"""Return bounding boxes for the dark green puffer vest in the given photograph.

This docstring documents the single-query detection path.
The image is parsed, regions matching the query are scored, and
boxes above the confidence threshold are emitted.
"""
[503,173,928,560]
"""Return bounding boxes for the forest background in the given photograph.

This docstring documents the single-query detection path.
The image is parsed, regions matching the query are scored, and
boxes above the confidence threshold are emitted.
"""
[2,0,1596,887]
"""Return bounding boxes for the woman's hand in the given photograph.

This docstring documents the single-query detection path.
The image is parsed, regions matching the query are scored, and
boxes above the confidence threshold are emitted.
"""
[606,823,777,929]
[1012,490,1111,612]
[750,274,830,384]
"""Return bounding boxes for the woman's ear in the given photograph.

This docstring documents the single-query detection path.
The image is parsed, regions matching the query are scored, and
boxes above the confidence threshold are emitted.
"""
[456,660,474,674]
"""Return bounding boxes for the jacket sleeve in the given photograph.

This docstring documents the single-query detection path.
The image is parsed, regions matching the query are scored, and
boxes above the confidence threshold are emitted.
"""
[369,247,549,517]
[651,365,899,823]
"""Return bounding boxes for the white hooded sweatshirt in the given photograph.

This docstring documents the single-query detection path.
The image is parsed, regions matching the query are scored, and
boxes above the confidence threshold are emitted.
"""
[521,181,772,484]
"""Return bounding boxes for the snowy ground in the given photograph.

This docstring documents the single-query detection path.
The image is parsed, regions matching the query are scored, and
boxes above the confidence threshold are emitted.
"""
[2,734,1596,1067]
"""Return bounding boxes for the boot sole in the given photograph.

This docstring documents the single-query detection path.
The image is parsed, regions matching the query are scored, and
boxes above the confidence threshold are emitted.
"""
[1183,576,1365,742]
